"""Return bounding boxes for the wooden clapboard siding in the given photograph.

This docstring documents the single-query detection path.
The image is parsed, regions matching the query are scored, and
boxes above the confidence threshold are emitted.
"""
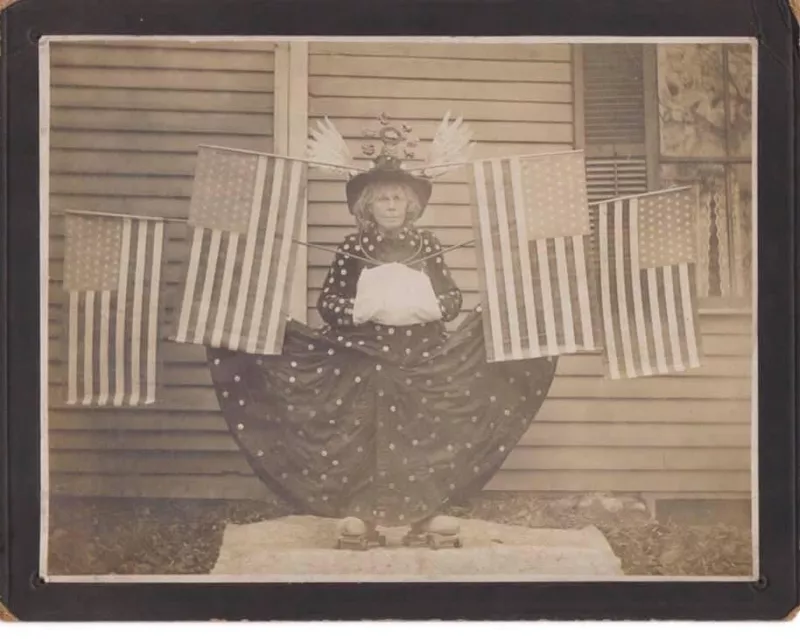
[305,42,574,330]
[46,41,754,504]
[46,40,276,498]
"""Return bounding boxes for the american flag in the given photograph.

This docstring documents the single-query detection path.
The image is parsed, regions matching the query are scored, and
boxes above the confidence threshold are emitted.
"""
[469,150,603,363]
[171,146,307,354]
[593,186,702,379]
[61,211,165,406]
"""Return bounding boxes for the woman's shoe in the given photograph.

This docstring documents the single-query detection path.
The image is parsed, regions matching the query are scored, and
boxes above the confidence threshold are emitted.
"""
[335,517,387,551]
[402,515,462,550]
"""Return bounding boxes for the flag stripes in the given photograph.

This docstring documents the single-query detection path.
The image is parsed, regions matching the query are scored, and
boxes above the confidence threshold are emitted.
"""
[64,216,165,406]
[172,149,306,355]
[470,154,602,363]
[594,193,701,379]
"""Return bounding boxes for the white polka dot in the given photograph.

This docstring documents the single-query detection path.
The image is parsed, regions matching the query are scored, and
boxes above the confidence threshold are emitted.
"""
[412,439,418,446]
[213,358,220,365]
[409,475,415,482]
[376,364,382,371]
[238,399,245,406]
[317,367,323,374]
[334,369,341,376]
[308,344,315,351]
[288,405,294,411]
[234,375,241,382]
[382,345,390,352]
[499,446,506,452]
[289,376,296,383]
[222,391,229,398]
[355,376,362,383]
[321,450,328,457]
[236,423,244,431]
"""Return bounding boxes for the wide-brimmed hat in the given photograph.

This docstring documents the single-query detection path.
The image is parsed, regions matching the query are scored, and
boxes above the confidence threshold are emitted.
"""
[306,112,473,218]
[345,155,432,214]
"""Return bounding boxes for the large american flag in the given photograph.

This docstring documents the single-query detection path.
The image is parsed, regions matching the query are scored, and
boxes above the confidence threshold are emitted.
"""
[171,146,307,355]
[593,186,702,379]
[469,150,603,363]
[61,211,165,406]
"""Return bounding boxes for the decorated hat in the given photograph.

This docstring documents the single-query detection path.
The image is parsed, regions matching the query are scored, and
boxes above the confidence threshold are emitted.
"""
[306,111,475,217]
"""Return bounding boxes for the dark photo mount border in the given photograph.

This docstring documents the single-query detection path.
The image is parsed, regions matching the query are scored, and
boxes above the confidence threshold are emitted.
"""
[0,0,797,622]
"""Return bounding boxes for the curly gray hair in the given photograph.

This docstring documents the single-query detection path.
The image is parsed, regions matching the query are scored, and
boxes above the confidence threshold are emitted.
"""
[350,181,424,228]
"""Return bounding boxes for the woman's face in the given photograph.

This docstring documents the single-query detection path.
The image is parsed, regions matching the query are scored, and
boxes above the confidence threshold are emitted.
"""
[370,185,409,232]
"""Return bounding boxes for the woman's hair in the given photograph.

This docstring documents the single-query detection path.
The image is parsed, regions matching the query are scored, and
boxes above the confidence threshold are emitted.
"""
[351,181,423,227]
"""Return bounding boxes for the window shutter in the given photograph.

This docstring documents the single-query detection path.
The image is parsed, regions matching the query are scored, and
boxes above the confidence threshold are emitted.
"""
[581,44,649,202]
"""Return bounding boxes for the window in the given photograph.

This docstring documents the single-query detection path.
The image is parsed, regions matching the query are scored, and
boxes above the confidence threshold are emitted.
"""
[656,43,753,305]
[576,43,753,306]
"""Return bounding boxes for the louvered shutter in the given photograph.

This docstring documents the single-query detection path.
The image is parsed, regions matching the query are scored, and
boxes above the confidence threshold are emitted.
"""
[581,44,649,201]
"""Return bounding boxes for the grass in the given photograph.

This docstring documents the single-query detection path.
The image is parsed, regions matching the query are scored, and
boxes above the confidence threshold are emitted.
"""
[46,493,753,577]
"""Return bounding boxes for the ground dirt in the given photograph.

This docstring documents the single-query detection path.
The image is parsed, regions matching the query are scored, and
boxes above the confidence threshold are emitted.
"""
[47,492,752,577]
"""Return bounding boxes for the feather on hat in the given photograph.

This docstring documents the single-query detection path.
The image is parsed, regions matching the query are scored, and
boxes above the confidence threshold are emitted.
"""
[306,111,474,215]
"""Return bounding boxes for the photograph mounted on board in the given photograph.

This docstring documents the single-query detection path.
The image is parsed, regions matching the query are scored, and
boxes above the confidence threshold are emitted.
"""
[41,37,757,582]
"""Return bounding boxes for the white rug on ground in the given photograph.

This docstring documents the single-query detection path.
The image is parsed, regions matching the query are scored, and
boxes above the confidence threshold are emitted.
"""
[211,515,623,581]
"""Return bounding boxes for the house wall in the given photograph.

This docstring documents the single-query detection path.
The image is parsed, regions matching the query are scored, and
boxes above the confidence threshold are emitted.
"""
[46,41,753,504]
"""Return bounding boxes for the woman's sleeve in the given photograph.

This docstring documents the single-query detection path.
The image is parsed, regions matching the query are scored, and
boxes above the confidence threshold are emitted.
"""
[422,231,463,323]
[316,236,362,327]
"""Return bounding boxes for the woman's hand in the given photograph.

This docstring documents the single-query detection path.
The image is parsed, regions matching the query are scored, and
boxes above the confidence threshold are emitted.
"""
[353,263,443,326]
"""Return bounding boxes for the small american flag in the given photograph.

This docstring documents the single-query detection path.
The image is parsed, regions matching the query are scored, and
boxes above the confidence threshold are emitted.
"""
[593,186,702,379]
[61,211,165,406]
[469,150,602,363]
[171,146,307,354]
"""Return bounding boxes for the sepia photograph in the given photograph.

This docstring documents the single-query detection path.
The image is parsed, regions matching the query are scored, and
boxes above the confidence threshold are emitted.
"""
[39,36,757,583]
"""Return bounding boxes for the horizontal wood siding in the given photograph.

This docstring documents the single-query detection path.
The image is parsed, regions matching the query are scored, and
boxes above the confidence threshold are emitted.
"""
[305,42,575,329]
[47,42,753,504]
[46,41,276,500]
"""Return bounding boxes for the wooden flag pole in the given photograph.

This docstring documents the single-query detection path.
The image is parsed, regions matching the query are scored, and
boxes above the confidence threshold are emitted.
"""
[291,238,383,266]
[198,144,367,175]
[406,239,477,267]
[410,149,585,176]
[62,209,184,224]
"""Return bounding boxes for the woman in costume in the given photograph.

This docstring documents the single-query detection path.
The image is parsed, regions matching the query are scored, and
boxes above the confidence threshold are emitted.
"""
[206,114,558,549]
